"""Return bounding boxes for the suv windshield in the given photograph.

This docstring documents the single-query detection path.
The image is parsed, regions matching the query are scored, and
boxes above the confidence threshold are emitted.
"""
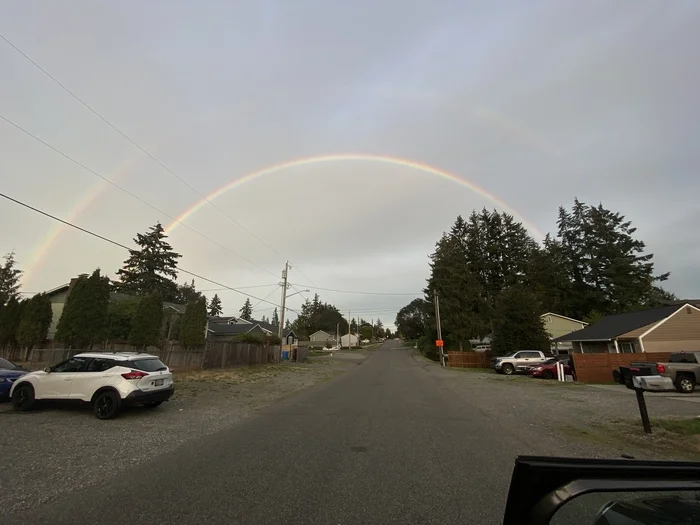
[127,358,168,372]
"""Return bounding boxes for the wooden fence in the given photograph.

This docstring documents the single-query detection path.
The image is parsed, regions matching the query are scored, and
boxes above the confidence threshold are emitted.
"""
[571,352,674,383]
[1,341,283,370]
[447,351,492,368]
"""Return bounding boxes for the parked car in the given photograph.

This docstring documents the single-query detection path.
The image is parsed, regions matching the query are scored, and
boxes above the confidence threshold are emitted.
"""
[491,350,549,375]
[654,352,700,393]
[528,357,571,379]
[0,357,27,402]
[10,352,174,419]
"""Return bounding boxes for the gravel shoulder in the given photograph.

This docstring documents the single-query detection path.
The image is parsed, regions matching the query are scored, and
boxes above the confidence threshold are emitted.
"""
[0,354,365,517]
[415,352,700,461]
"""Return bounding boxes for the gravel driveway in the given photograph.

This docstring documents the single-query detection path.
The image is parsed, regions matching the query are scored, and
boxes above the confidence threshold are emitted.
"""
[0,355,364,517]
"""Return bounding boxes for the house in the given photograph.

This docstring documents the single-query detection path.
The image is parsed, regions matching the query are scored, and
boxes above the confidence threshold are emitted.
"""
[309,330,337,347]
[553,303,700,354]
[207,317,297,346]
[340,333,359,348]
[44,275,186,340]
[469,334,493,352]
[540,313,588,354]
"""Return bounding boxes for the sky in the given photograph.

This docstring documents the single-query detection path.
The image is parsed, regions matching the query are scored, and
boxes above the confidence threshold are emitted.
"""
[1,0,699,330]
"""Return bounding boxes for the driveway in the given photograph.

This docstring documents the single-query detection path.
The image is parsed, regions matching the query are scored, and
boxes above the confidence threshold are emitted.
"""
[2,341,697,525]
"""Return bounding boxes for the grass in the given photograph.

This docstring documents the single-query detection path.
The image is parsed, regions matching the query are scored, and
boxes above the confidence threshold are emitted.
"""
[449,367,491,373]
[560,417,700,460]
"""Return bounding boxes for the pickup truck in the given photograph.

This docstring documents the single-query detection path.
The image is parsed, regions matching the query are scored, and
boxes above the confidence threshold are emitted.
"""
[490,350,549,375]
[655,352,700,393]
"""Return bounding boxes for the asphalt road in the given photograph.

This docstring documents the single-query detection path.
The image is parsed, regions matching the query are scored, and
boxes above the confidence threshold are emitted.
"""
[6,341,581,524]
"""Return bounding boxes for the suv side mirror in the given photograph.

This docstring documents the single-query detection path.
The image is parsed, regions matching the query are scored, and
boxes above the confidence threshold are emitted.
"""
[43,366,51,373]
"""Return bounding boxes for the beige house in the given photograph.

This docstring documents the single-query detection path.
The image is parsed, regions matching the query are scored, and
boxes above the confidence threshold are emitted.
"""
[553,303,700,354]
[540,313,588,353]
[309,330,336,346]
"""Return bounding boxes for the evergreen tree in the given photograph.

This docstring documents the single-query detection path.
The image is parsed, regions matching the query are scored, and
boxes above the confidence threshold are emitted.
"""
[272,308,279,327]
[16,293,52,349]
[55,269,111,348]
[239,298,253,321]
[177,279,203,304]
[208,294,223,317]
[0,296,23,348]
[492,285,550,356]
[384,328,391,339]
[285,318,291,330]
[179,297,207,348]
[556,199,668,318]
[375,318,383,337]
[425,226,489,350]
[0,251,22,306]
[107,297,140,341]
[129,291,163,349]
[115,222,182,302]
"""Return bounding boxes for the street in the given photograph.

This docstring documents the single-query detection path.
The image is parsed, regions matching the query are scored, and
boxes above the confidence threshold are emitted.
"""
[3,340,688,525]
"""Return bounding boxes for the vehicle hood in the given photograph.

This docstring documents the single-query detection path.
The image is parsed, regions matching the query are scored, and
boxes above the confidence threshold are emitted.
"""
[0,369,27,379]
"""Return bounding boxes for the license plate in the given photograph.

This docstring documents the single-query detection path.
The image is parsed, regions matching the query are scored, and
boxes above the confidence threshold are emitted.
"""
[153,379,164,387]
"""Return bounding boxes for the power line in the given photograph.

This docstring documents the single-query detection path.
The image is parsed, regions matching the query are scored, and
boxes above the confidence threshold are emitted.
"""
[0,113,278,278]
[251,287,280,311]
[199,284,279,292]
[0,32,296,264]
[288,283,422,296]
[0,191,298,312]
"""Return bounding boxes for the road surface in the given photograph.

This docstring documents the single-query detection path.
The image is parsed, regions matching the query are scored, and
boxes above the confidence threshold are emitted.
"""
[6,341,583,524]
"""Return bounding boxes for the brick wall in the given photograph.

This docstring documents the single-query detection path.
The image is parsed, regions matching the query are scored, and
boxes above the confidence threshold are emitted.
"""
[571,352,674,383]
[447,351,491,368]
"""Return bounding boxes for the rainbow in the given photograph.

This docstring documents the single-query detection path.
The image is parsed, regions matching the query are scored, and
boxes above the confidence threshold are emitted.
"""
[165,153,545,240]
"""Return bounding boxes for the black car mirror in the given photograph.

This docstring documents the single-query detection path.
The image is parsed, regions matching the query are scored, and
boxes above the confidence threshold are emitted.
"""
[503,456,700,525]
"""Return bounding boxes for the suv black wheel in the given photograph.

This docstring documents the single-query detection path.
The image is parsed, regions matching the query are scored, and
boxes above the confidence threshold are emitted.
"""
[675,375,696,394]
[502,363,515,375]
[93,391,121,420]
[11,384,36,411]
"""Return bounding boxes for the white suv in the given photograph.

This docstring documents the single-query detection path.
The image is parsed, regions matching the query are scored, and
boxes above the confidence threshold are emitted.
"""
[10,352,174,419]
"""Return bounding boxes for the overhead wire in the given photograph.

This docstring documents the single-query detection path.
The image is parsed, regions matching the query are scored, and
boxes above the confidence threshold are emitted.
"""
[0,32,322,287]
[0,113,279,279]
[0,191,299,312]
[288,283,422,296]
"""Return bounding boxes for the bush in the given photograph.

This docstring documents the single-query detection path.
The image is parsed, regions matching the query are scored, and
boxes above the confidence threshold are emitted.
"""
[234,332,281,345]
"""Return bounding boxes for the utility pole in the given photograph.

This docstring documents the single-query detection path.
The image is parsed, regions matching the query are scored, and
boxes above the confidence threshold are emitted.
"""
[278,261,289,339]
[371,318,374,341]
[348,310,351,348]
[435,293,445,367]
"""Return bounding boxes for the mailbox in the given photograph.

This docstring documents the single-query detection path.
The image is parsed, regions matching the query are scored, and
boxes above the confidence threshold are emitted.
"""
[632,375,674,392]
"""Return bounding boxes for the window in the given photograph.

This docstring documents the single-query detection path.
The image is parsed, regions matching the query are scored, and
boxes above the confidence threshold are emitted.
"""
[670,353,698,364]
[53,357,87,373]
[523,351,543,358]
[127,358,167,372]
[85,358,116,372]
[619,342,635,353]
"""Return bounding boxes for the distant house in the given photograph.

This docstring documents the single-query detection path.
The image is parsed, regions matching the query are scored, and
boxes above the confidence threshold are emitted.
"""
[207,317,297,346]
[553,303,700,354]
[44,275,185,340]
[340,333,359,348]
[309,330,337,347]
[540,313,588,353]
[469,334,493,352]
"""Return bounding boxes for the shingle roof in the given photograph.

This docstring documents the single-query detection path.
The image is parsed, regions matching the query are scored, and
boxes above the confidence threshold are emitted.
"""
[553,304,683,342]
[207,319,295,338]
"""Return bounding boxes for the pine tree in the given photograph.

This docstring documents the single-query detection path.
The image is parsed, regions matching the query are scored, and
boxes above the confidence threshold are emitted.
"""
[180,297,207,348]
[55,269,111,348]
[0,251,22,306]
[492,285,550,356]
[239,298,253,321]
[0,296,23,348]
[16,294,52,350]
[129,291,163,349]
[556,199,668,318]
[272,308,279,327]
[208,294,223,317]
[425,224,489,350]
[177,279,203,304]
[285,318,291,330]
[115,222,182,302]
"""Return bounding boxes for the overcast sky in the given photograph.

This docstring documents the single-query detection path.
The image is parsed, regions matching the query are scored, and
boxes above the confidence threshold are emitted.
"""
[1,1,698,329]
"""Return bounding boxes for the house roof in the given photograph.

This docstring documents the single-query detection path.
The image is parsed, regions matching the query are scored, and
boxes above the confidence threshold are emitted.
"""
[310,330,333,337]
[207,319,295,338]
[540,312,588,325]
[553,304,685,342]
